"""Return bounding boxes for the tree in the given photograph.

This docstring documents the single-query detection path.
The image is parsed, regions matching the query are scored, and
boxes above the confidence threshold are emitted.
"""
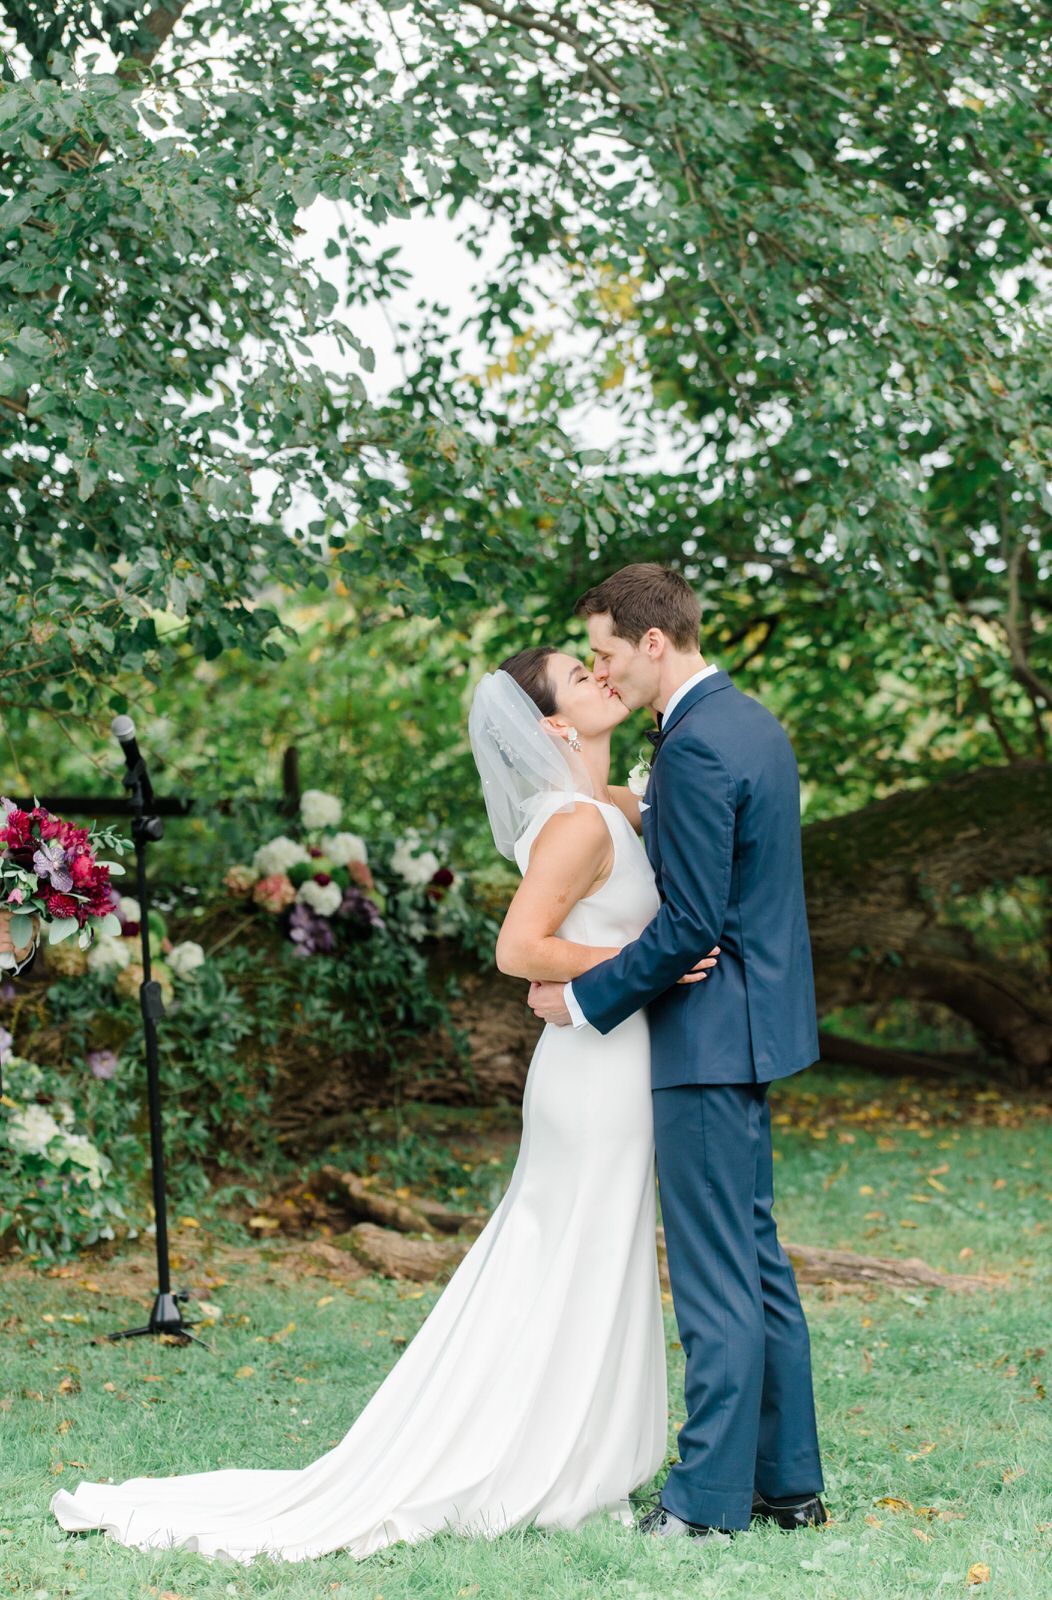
[0,1,627,715]
[1,1,1049,1076]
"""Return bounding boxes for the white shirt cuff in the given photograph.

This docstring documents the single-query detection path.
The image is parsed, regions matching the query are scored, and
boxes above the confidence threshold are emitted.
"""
[563,982,589,1030]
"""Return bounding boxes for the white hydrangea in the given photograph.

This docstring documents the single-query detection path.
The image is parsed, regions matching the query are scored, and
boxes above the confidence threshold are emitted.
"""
[300,789,342,830]
[296,878,343,917]
[54,1131,110,1190]
[168,940,205,980]
[87,932,133,974]
[117,895,142,923]
[6,1104,61,1156]
[322,832,368,868]
[253,835,310,877]
[391,833,440,887]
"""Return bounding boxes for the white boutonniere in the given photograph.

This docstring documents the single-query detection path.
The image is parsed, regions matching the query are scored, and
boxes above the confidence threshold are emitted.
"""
[627,750,652,798]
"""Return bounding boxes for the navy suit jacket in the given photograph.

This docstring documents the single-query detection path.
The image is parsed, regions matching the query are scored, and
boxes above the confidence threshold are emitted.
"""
[571,670,820,1087]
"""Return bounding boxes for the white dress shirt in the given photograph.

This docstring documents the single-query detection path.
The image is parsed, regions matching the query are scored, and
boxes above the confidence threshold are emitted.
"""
[563,663,720,1029]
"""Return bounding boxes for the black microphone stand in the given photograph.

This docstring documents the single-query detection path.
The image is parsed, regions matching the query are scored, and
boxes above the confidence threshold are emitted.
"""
[106,729,206,1349]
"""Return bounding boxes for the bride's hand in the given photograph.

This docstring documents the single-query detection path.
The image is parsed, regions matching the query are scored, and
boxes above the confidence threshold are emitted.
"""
[677,946,720,984]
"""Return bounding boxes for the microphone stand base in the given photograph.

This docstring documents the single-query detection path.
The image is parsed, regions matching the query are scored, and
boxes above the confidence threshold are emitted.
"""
[107,1289,209,1348]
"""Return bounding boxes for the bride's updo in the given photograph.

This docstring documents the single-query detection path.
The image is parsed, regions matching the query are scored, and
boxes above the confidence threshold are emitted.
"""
[498,647,558,717]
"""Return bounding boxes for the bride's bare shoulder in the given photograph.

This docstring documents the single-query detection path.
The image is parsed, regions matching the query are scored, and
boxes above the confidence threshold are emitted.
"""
[525,800,609,870]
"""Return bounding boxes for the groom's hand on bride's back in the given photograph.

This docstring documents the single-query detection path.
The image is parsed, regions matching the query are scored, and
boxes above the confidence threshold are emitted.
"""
[677,946,720,984]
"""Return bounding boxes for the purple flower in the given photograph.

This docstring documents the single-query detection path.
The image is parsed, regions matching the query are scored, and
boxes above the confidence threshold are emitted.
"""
[0,981,16,1001]
[32,840,73,894]
[288,902,336,957]
[87,1048,119,1080]
[336,885,385,940]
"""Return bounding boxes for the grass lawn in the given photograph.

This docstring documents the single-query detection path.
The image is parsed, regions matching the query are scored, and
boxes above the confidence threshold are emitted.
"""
[1,1066,1050,1599]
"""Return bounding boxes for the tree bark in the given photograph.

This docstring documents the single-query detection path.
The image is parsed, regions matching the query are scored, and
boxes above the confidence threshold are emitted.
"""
[804,760,1052,1076]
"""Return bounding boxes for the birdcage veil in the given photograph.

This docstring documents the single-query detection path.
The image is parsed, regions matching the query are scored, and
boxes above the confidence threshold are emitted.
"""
[468,669,594,860]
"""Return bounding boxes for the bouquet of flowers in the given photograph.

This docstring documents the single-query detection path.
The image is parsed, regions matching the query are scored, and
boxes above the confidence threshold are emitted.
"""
[0,798,128,972]
[224,790,387,958]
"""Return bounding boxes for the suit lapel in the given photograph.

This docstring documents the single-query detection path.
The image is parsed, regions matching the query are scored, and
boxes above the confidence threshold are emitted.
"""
[659,669,733,739]
[642,670,732,888]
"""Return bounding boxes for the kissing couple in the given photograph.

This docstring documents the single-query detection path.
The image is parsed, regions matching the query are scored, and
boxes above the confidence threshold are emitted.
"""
[51,562,826,1563]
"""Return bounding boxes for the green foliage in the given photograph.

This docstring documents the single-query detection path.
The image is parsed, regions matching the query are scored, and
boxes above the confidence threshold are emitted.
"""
[2,0,1046,772]
[0,3,623,718]
[0,1050,133,1260]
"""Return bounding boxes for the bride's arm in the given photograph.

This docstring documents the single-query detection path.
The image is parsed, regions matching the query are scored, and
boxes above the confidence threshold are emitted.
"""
[494,806,621,983]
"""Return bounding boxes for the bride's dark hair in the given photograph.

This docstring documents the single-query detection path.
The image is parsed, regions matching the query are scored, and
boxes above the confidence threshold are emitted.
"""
[498,647,558,717]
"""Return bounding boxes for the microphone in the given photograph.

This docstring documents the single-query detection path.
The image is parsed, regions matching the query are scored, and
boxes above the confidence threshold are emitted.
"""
[111,714,155,806]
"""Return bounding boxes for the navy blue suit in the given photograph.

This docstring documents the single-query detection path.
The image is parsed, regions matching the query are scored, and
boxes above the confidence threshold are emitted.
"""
[572,670,824,1528]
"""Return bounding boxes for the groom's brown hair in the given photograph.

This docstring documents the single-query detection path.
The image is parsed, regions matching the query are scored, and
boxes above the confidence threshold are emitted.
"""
[574,563,701,651]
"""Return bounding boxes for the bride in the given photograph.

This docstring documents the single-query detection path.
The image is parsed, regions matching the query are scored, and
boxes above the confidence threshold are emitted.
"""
[50,646,718,1564]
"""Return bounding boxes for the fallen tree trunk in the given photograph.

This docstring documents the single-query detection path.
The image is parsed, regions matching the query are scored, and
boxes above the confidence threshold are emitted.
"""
[657,1225,999,1294]
[803,760,1052,1079]
[818,1031,983,1080]
[342,1223,470,1283]
[335,1220,1003,1294]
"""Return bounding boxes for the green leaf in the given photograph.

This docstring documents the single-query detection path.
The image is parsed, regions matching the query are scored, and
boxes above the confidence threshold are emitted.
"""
[7,914,35,951]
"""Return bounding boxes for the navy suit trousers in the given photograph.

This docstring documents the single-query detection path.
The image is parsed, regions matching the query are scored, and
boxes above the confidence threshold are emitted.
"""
[653,1082,824,1529]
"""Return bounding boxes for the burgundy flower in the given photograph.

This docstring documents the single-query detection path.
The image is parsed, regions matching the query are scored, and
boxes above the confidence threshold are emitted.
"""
[0,809,31,847]
[426,866,455,902]
[308,845,324,858]
[313,872,332,887]
[45,890,79,918]
[69,853,95,887]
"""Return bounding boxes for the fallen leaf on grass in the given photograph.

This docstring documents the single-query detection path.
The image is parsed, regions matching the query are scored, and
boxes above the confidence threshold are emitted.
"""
[234,1366,255,1379]
[255,1322,296,1345]
[967,1563,991,1585]
[875,1496,912,1513]
[864,1514,882,1527]
[912,1527,933,1542]
[57,1419,73,1435]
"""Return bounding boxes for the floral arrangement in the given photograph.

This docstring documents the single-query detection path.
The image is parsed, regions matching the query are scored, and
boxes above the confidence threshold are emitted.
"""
[0,798,129,970]
[0,1049,128,1260]
[223,791,464,956]
[62,892,207,1007]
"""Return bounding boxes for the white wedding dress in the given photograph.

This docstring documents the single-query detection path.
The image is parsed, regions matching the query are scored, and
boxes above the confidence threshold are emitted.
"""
[51,795,666,1564]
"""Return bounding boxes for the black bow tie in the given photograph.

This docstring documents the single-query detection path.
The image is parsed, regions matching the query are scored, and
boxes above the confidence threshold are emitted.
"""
[644,721,663,751]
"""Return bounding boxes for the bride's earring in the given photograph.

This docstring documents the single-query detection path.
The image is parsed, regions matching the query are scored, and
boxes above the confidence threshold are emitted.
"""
[567,727,582,751]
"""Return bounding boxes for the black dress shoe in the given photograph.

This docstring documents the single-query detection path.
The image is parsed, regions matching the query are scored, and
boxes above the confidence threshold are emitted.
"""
[637,1503,726,1540]
[751,1491,829,1530]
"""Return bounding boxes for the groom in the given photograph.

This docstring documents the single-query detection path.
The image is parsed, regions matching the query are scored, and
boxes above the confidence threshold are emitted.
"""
[529,563,827,1540]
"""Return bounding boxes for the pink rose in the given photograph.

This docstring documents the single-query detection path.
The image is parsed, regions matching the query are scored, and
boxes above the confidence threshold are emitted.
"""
[6,887,25,905]
[252,873,297,914]
[349,860,375,892]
